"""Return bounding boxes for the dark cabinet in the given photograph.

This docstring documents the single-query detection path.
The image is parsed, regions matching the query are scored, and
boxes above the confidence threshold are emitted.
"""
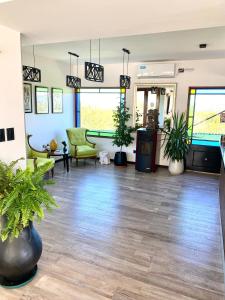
[186,145,221,173]
[135,128,157,172]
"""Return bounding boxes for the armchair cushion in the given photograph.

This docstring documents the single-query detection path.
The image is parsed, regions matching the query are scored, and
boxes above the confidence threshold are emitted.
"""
[75,145,97,158]
[27,158,55,172]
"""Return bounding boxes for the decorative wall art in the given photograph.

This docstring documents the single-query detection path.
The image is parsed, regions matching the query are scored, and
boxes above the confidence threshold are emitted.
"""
[35,86,49,114]
[51,88,63,113]
[23,83,32,113]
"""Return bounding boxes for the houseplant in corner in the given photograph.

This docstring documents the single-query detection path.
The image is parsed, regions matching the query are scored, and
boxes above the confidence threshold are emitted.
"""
[0,159,57,287]
[112,101,135,166]
[163,112,190,175]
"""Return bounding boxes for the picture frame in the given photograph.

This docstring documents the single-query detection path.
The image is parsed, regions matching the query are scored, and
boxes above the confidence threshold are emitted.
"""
[35,86,49,114]
[23,83,32,113]
[51,88,63,113]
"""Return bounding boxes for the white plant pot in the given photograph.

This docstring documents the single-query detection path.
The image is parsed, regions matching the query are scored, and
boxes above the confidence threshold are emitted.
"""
[168,159,184,175]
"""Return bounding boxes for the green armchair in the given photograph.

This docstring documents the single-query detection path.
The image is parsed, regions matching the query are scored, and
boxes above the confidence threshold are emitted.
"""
[66,128,97,166]
[26,134,55,176]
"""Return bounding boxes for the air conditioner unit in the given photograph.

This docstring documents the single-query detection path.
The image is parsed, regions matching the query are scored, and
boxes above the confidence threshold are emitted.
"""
[137,63,176,78]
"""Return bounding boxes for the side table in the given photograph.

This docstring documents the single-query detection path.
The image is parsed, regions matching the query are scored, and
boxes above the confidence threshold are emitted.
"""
[48,150,70,172]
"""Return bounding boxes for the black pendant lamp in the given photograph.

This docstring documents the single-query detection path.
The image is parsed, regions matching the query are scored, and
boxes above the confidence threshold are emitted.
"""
[23,45,41,82]
[66,52,81,88]
[85,39,104,82]
[120,48,131,89]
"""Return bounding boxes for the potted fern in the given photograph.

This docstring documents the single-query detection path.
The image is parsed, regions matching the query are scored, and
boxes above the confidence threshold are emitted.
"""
[112,102,135,166]
[0,159,57,287]
[163,112,190,175]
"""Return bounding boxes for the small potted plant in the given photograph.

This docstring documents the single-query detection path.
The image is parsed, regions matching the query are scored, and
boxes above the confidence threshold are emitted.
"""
[112,102,135,166]
[162,112,190,175]
[0,159,57,287]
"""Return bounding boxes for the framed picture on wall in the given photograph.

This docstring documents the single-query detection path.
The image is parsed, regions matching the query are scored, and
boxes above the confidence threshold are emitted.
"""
[51,88,63,113]
[23,83,32,113]
[35,86,49,114]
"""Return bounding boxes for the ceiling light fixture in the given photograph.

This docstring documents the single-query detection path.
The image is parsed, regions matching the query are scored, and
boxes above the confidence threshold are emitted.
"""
[85,39,104,82]
[66,52,81,88]
[23,45,41,82]
[120,48,131,89]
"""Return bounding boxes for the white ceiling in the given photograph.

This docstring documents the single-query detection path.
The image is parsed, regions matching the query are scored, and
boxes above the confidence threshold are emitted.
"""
[0,0,225,45]
[22,26,225,63]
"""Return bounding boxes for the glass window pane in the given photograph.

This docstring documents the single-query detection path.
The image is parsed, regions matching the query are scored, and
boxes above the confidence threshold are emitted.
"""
[196,89,225,95]
[192,91,225,142]
[147,92,157,110]
[187,117,193,137]
[79,89,120,131]
[189,95,195,117]
[136,91,144,125]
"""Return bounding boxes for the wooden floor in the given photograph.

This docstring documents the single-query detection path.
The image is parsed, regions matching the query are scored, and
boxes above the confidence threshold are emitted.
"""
[1,162,225,300]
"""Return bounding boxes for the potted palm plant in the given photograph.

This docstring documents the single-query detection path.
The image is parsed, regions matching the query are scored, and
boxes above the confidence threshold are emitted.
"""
[163,112,190,175]
[0,159,57,287]
[112,102,135,166]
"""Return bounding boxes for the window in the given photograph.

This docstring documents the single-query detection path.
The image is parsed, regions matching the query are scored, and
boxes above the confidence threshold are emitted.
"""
[136,86,174,128]
[75,88,125,138]
[187,87,225,146]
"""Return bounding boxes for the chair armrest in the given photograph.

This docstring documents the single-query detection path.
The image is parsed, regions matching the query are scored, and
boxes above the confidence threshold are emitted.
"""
[86,140,96,148]
[85,132,96,148]
[32,150,49,159]
[27,134,48,158]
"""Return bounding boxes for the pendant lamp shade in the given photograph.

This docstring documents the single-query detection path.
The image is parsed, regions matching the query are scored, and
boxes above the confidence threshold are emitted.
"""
[120,48,131,89]
[66,52,81,88]
[23,46,41,82]
[85,39,104,82]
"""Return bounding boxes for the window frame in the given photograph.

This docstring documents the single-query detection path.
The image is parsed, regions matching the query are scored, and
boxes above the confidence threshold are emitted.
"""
[75,87,126,138]
[187,86,225,145]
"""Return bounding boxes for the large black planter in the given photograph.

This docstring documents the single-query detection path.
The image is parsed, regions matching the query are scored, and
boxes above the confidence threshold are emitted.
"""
[114,151,127,166]
[0,217,42,288]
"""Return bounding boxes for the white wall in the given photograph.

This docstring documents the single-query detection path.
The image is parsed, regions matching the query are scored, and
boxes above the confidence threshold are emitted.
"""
[22,56,225,164]
[79,59,225,164]
[22,54,74,150]
[0,25,26,168]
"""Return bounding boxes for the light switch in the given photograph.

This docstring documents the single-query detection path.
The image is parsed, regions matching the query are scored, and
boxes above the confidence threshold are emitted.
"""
[6,128,15,141]
[0,129,5,142]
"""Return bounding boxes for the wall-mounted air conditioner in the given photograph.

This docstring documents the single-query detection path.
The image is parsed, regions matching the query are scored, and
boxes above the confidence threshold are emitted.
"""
[137,63,176,78]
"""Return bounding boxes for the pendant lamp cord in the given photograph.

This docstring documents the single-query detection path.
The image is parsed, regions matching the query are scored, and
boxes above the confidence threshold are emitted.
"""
[127,52,129,75]
[90,40,92,62]
[99,39,101,65]
[123,51,125,75]
[77,56,78,77]
[33,45,36,68]
[69,54,71,76]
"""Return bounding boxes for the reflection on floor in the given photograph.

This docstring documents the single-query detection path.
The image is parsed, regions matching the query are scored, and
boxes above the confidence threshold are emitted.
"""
[1,161,225,300]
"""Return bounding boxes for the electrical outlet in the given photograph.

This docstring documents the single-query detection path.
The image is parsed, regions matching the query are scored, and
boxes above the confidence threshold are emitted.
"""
[0,129,5,142]
[6,128,15,141]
